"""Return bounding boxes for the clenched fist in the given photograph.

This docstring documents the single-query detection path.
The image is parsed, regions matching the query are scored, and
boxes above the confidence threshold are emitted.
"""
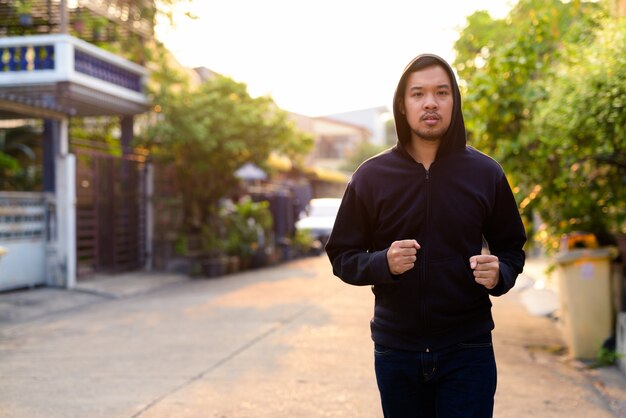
[470,255,500,289]
[387,240,421,275]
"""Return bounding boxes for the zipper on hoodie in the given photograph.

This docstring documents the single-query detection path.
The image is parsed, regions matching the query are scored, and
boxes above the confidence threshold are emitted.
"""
[421,166,431,334]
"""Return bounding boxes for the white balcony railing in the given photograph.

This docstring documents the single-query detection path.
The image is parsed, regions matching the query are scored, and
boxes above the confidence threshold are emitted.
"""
[0,34,148,109]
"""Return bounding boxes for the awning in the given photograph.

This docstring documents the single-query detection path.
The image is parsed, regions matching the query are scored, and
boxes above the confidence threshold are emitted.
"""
[305,166,350,184]
[235,163,267,180]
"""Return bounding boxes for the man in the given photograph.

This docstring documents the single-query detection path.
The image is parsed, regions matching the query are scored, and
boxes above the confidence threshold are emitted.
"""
[325,54,526,417]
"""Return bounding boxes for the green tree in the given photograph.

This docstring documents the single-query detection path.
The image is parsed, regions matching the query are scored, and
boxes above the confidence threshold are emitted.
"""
[454,0,604,167]
[139,61,313,233]
[453,0,621,249]
[527,19,626,246]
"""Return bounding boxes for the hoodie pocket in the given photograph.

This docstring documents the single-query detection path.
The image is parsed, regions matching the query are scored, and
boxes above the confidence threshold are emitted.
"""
[427,256,489,321]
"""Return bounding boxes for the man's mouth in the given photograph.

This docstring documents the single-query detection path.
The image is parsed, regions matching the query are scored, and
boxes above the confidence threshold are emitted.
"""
[422,113,440,126]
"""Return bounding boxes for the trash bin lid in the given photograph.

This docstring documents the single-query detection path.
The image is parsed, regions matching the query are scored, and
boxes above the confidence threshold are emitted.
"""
[555,247,618,265]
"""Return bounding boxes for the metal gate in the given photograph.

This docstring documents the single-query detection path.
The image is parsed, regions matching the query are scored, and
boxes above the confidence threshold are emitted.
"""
[74,147,147,278]
[0,192,52,291]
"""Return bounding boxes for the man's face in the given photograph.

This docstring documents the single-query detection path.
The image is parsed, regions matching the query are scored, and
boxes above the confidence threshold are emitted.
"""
[401,65,453,142]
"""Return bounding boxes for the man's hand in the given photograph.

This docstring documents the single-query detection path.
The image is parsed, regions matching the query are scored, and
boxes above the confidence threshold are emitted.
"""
[387,240,421,275]
[470,255,500,289]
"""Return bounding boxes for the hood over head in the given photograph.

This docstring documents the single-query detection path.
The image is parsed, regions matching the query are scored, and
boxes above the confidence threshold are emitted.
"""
[393,53,466,159]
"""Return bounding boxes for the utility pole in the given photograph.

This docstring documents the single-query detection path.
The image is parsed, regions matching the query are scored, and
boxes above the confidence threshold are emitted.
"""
[59,0,68,34]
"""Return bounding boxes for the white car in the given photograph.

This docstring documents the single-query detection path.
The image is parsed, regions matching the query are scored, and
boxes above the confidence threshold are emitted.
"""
[295,198,342,247]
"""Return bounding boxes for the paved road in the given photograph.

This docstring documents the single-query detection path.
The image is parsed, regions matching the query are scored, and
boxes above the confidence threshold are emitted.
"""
[1,256,379,417]
[1,255,625,417]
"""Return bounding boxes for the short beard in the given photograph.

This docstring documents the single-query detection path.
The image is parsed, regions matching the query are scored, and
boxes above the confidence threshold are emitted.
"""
[411,126,447,142]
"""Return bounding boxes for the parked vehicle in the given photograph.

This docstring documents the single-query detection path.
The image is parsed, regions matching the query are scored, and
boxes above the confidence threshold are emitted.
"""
[295,198,341,250]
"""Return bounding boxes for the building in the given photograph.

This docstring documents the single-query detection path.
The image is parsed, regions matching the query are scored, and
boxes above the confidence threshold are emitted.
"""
[289,112,371,173]
[323,105,394,147]
[0,0,152,291]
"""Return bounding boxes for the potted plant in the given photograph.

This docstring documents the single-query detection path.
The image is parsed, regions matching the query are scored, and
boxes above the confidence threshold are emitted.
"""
[227,197,274,270]
[224,206,258,273]
[224,226,243,274]
[291,229,316,258]
[199,219,228,278]
[166,233,203,276]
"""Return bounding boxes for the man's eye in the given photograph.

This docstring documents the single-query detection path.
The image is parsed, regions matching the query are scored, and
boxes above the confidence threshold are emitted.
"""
[437,91,449,96]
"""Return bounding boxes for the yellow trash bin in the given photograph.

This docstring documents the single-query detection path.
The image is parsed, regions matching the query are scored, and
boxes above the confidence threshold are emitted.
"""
[555,248,616,360]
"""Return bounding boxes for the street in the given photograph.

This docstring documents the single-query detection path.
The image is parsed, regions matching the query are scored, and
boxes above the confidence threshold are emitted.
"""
[1,255,625,417]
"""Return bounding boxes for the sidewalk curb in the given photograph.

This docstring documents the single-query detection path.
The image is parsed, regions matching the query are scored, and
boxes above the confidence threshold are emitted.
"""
[0,271,191,330]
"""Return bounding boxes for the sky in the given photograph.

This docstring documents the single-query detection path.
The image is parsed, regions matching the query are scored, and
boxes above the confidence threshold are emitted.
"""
[155,0,515,117]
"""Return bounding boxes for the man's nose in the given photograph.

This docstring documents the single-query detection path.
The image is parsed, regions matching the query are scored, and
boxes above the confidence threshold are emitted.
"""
[424,93,438,109]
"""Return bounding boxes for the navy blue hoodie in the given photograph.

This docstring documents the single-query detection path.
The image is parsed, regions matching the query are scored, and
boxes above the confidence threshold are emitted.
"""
[325,54,526,351]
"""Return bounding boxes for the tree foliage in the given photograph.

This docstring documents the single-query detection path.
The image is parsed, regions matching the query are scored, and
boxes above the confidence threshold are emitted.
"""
[138,59,313,233]
[0,125,42,191]
[528,19,626,245]
[455,0,604,164]
[454,0,625,249]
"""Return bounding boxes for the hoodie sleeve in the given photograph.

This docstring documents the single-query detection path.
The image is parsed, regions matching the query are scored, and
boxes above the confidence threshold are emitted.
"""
[484,172,527,296]
[325,183,398,286]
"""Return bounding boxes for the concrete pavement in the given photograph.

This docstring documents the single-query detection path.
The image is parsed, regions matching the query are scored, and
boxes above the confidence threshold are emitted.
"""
[0,255,625,417]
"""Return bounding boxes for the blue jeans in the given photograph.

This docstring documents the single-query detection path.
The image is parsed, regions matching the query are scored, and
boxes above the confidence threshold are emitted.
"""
[374,333,497,418]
